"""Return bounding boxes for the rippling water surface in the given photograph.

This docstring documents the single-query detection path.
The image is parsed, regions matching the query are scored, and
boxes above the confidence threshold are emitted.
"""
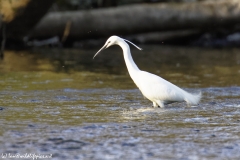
[0,46,239,160]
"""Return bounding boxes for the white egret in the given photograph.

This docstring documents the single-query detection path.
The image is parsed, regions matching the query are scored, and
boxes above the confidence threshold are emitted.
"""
[93,36,201,108]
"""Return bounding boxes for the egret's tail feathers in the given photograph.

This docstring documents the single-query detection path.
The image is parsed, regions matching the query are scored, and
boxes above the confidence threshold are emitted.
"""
[184,91,202,106]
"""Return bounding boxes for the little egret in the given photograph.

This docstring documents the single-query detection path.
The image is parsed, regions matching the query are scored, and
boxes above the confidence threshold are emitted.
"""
[93,36,201,108]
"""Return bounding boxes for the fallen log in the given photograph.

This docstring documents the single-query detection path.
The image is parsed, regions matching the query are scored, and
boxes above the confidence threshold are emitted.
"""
[125,30,201,44]
[30,0,240,40]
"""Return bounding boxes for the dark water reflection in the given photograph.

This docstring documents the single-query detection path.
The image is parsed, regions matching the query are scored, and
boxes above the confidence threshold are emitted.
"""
[0,46,239,160]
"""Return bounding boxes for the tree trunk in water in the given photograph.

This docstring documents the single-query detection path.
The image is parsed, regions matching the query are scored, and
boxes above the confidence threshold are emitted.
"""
[30,0,240,40]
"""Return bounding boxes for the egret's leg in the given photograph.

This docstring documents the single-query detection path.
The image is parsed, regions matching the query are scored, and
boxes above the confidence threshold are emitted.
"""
[186,101,194,107]
[187,103,191,107]
[152,102,158,108]
[156,100,165,108]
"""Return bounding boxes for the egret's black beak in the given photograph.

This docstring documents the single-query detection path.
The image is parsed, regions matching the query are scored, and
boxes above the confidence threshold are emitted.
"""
[93,44,107,59]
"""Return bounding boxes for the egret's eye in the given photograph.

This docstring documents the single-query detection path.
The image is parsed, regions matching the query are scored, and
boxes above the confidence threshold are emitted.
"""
[108,41,111,44]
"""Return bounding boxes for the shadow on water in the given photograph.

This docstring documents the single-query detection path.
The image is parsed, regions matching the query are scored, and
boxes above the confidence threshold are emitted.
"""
[0,46,239,159]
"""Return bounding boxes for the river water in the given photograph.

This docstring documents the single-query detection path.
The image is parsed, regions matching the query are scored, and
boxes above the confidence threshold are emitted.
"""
[0,46,239,160]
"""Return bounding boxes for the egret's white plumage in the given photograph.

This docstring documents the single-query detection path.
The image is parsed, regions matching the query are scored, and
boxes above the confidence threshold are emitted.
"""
[93,36,201,108]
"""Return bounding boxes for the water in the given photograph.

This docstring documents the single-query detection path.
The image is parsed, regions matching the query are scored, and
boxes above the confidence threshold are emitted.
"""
[0,46,240,160]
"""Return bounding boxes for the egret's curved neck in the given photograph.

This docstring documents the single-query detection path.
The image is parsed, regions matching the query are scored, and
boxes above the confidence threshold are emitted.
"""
[118,40,140,77]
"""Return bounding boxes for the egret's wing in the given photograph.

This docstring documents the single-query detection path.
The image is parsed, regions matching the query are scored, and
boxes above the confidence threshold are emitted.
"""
[136,71,185,102]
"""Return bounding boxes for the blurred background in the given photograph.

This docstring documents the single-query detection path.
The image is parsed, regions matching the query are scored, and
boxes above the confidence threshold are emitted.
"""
[1,0,240,51]
[1,1,240,159]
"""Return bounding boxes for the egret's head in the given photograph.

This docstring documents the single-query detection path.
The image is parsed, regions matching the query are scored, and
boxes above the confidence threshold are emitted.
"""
[105,36,120,48]
[93,35,142,59]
